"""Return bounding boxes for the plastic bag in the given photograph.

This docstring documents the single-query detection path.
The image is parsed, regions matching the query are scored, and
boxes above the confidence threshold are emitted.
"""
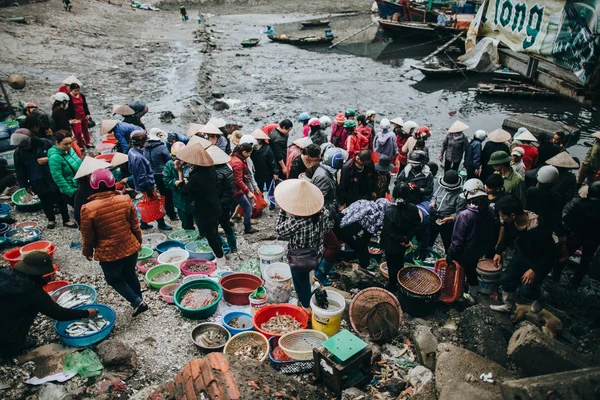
[136,193,165,222]
[267,179,282,206]
[238,191,268,219]
[63,349,104,378]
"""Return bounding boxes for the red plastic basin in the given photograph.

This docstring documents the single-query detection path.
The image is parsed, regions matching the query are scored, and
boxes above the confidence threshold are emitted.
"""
[3,248,22,268]
[20,240,52,255]
[42,264,59,282]
[43,280,69,293]
[219,272,263,305]
[253,304,310,339]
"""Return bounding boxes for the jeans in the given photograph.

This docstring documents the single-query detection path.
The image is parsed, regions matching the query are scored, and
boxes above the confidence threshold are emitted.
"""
[155,174,176,219]
[37,189,70,223]
[236,195,252,230]
[100,253,142,307]
[499,245,548,300]
[335,223,372,269]
[178,210,195,230]
[287,254,313,307]
[428,219,454,253]
[196,217,224,258]
[385,248,406,292]
[444,160,460,172]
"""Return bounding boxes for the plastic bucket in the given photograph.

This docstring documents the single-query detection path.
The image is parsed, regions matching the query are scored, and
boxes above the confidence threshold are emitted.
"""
[310,290,345,337]
[249,294,268,315]
[258,245,285,276]
[263,262,292,304]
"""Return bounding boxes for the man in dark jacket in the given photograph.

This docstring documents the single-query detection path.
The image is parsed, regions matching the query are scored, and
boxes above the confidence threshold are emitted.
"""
[209,145,237,252]
[338,150,376,208]
[124,101,148,130]
[145,129,177,220]
[464,130,486,179]
[0,251,97,358]
[127,131,172,230]
[395,150,434,204]
[269,119,293,177]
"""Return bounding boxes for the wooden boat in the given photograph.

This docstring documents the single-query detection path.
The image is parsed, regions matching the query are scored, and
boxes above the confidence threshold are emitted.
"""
[267,34,334,46]
[378,18,466,41]
[300,19,330,27]
[240,38,260,47]
[411,60,466,77]
[475,83,558,98]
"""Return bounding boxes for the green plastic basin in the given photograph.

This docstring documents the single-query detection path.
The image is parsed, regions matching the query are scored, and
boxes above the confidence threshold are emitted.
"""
[145,264,181,289]
[174,279,222,319]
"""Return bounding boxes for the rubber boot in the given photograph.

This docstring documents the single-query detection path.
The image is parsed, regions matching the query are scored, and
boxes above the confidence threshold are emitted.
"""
[530,299,543,313]
[216,257,228,269]
[226,232,237,253]
[490,291,516,313]
[314,259,333,286]
[463,284,479,305]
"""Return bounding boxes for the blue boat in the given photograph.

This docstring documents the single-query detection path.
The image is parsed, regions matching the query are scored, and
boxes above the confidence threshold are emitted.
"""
[376,0,404,18]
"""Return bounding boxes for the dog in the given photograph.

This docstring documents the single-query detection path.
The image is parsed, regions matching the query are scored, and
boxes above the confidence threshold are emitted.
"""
[512,304,563,339]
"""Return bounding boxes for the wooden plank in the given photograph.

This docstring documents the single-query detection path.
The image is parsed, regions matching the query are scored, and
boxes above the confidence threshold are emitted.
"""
[422,31,465,62]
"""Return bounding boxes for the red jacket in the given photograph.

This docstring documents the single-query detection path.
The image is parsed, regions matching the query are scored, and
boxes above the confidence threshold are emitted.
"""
[331,124,347,149]
[347,133,369,159]
[230,153,250,198]
[261,123,278,135]
[303,124,310,138]
[521,144,538,171]
[396,135,409,166]
[356,125,373,150]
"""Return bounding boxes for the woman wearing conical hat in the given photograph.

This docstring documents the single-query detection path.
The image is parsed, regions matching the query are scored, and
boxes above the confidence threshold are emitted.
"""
[440,120,469,173]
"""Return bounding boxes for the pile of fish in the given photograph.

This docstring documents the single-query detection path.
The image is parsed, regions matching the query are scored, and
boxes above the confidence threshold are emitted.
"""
[228,316,252,329]
[9,229,38,241]
[234,344,266,361]
[55,291,93,308]
[184,261,212,273]
[260,314,302,335]
[19,193,39,205]
[151,271,178,283]
[65,316,109,337]
[181,288,218,309]
[198,329,227,348]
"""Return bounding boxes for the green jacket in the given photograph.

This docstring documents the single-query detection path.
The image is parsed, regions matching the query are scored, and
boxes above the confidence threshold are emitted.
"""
[500,170,527,208]
[48,146,82,196]
[163,160,193,213]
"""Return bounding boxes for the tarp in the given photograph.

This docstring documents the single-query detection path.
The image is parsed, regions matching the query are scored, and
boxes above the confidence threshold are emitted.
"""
[459,37,501,72]
[468,0,600,83]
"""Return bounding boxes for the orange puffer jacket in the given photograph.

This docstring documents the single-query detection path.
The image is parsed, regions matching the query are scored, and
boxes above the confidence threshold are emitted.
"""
[80,191,142,262]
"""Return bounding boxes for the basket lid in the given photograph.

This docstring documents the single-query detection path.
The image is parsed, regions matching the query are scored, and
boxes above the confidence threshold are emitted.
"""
[397,266,442,296]
[477,258,500,272]
[349,287,401,337]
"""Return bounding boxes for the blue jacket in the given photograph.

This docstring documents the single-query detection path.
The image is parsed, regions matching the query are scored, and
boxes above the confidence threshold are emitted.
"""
[464,139,483,170]
[166,131,189,152]
[144,141,171,175]
[128,147,155,193]
[114,122,142,153]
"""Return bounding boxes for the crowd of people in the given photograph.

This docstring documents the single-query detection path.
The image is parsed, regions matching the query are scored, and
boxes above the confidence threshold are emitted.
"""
[2,76,599,357]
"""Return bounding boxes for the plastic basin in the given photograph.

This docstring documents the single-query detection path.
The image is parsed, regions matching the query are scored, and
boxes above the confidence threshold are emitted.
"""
[0,222,10,235]
[168,229,199,244]
[47,245,57,260]
[137,247,154,261]
[219,273,263,305]
[11,188,42,211]
[54,304,116,347]
[156,240,186,255]
[0,203,10,217]
[222,311,254,336]
[50,284,98,308]
[145,264,181,289]
[185,240,215,261]
[14,221,39,230]
[253,304,310,339]
[157,249,189,268]
[224,331,269,362]
[174,279,222,319]
[136,258,159,273]
[141,233,167,249]
[159,283,181,304]
[180,258,216,276]
[191,322,230,352]
[43,280,69,293]
[182,275,208,284]
[3,248,22,268]
[5,228,41,245]
[20,240,52,255]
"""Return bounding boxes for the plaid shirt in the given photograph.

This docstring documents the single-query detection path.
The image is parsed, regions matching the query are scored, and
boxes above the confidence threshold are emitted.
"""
[340,199,391,234]
[276,208,331,255]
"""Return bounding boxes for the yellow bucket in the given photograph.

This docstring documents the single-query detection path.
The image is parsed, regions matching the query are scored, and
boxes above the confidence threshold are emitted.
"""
[310,290,345,337]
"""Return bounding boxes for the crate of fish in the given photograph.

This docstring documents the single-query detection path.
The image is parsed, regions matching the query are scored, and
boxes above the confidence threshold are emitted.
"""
[54,304,115,347]
[50,284,97,308]
[174,279,222,319]
[268,336,313,374]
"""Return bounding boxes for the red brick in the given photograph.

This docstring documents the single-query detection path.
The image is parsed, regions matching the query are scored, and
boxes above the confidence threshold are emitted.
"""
[206,381,227,400]
[184,374,196,400]
[183,363,193,381]
[190,359,202,381]
[221,371,241,400]
[199,358,217,388]
[208,352,229,372]
[174,373,185,399]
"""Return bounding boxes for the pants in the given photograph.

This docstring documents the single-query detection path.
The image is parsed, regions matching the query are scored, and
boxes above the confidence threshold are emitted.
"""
[428,219,454,253]
[460,258,479,286]
[37,190,69,223]
[71,118,90,147]
[178,210,195,230]
[196,217,223,258]
[553,235,599,286]
[287,254,313,308]
[385,248,406,292]
[444,160,460,172]
[218,204,233,236]
[499,245,548,300]
[100,253,142,307]
[466,167,478,180]
[323,229,341,263]
[155,174,176,219]
[255,178,269,193]
[335,223,372,269]
[235,195,252,230]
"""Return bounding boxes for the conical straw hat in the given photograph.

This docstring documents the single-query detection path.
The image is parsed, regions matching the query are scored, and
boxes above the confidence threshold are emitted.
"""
[515,129,537,142]
[199,122,223,135]
[448,120,469,133]
[112,104,135,116]
[488,128,511,143]
[62,75,82,86]
[206,145,231,165]
[546,151,579,169]
[176,142,214,166]
[293,137,313,149]
[251,129,270,140]
[274,179,324,217]
[208,117,227,128]
[188,135,211,148]
[100,120,119,135]
[74,156,111,179]
[110,152,129,167]
[592,132,600,140]
[187,123,204,137]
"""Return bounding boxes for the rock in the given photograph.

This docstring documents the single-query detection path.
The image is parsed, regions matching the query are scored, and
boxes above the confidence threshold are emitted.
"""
[211,92,224,99]
[159,111,176,123]
[96,339,138,371]
[382,343,406,360]
[337,266,386,293]
[341,387,367,400]
[413,325,438,371]
[407,366,433,392]
[212,100,229,111]
[457,304,512,365]
[37,383,71,400]
[436,343,515,400]
[410,380,437,400]
[507,324,591,377]
[500,366,600,400]
[377,377,407,397]
[370,343,382,364]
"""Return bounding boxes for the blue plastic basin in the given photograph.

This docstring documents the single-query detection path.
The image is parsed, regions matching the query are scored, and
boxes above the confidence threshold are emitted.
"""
[54,304,116,347]
[156,240,186,254]
[222,311,254,336]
